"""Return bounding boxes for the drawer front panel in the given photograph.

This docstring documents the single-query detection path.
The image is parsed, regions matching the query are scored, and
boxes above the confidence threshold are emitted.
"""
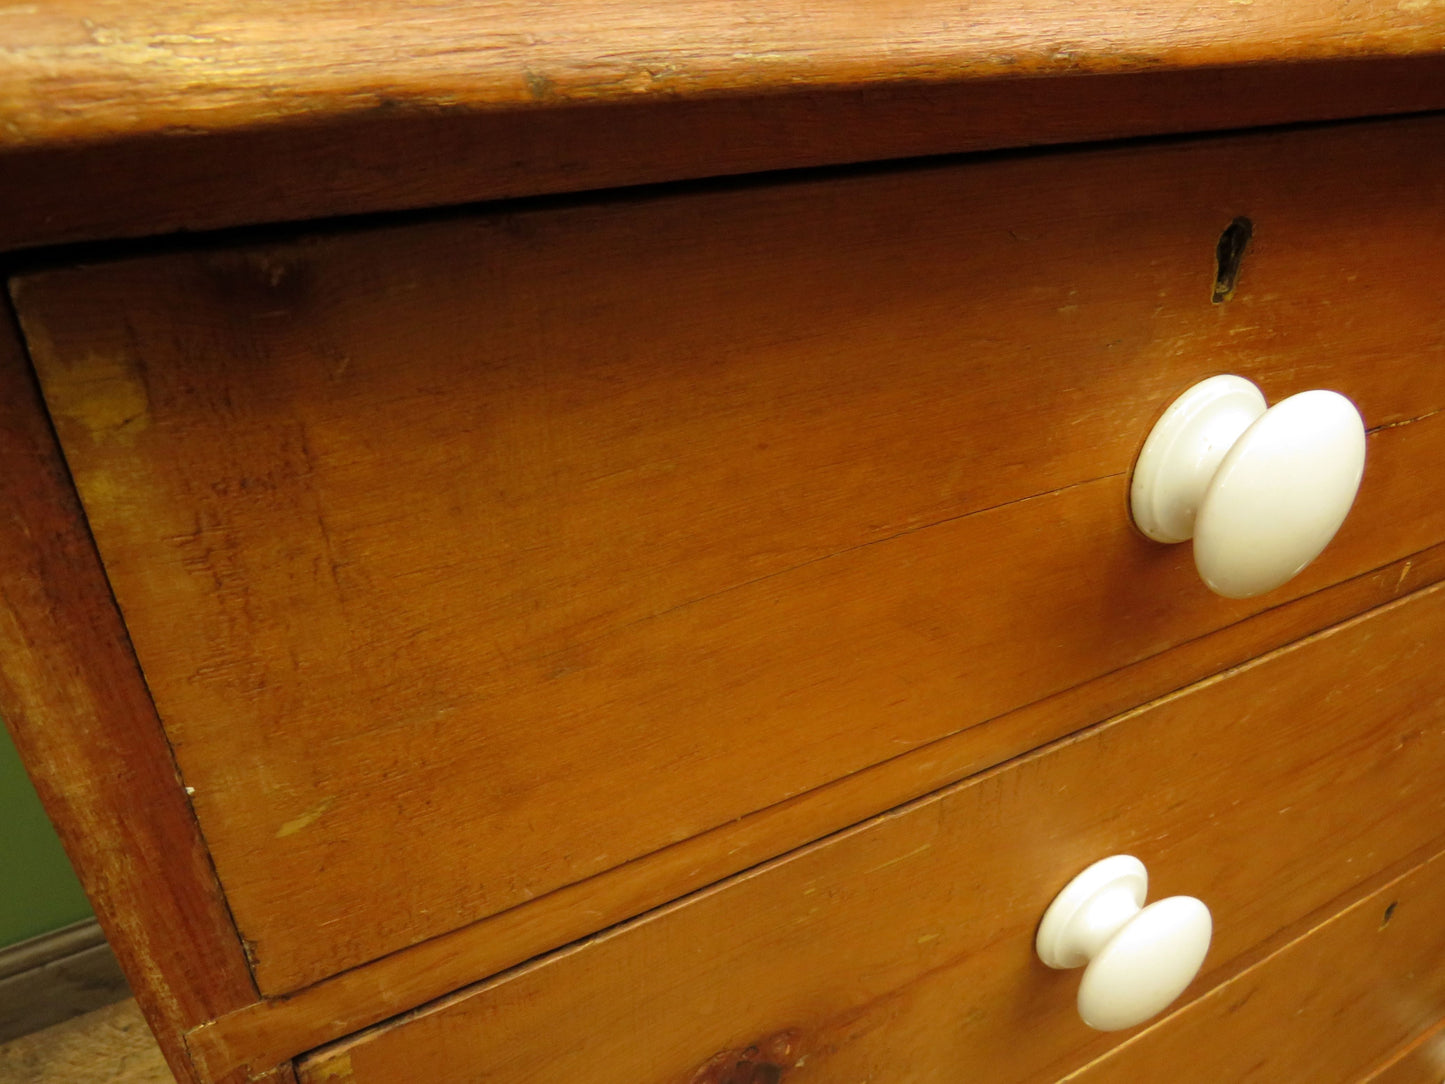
[15,116,1445,992]
[1065,847,1445,1084]
[298,582,1445,1084]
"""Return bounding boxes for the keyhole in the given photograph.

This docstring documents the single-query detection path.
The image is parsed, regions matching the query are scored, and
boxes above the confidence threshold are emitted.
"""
[1213,217,1253,303]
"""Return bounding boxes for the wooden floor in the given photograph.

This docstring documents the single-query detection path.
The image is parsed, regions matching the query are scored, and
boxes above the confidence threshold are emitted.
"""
[0,999,171,1083]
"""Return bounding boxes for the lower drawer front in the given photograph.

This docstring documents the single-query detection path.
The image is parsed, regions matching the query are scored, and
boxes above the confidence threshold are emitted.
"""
[1067,847,1445,1083]
[299,582,1445,1084]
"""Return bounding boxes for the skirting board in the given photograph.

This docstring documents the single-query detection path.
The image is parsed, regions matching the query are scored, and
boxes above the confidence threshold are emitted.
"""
[0,919,130,1042]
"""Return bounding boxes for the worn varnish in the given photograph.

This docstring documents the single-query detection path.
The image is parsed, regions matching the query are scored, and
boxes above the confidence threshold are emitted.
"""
[5,1,1445,252]
[6,58,1445,253]
[0,311,257,1082]
[1065,847,1445,1083]
[15,115,1445,996]
[5,0,1444,149]
[295,581,1445,1083]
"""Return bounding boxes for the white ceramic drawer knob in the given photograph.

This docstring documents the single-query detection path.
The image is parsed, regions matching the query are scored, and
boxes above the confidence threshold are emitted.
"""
[1036,854,1212,1032]
[1131,374,1366,598]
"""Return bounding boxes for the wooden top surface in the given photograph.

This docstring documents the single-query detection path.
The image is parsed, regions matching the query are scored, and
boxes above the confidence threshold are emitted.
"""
[3,3,1445,253]
[4,0,1444,150]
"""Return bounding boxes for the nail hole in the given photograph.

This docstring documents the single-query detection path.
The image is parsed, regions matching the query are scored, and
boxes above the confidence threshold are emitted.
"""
[1212,216,1253,304]
[1381,901,1398,928]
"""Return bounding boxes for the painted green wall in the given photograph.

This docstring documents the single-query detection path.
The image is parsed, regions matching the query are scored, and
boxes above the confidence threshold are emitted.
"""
[1,724,92,948]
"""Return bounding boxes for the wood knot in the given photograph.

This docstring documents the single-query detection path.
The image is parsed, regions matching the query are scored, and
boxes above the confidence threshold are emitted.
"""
[688,1031,799,1083]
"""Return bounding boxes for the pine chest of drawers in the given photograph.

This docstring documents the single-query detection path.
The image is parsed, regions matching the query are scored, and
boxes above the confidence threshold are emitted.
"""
[4,6,1445,1082]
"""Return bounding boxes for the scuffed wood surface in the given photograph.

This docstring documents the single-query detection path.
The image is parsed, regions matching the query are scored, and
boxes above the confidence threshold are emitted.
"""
[5,4,1445,251]
[0,311,257,1083]
[6,56,1445,252]
[17,115,1445,997]
[296,582,1445,1083]
[4,0,1445,149]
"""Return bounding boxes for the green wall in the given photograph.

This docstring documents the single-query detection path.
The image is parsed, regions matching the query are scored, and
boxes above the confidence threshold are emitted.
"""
[1,724,92,948]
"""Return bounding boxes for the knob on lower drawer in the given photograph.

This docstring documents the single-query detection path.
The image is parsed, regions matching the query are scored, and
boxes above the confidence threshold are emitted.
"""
[1036,855,1212,1031]
[1130,374,1366,599]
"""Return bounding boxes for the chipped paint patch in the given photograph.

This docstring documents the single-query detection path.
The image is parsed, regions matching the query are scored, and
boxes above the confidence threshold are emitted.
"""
[276,797,336,838]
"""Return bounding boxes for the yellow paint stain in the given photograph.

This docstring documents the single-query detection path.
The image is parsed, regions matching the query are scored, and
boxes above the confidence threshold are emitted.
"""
[43,352,150,444]
[1399,0,1434,10]
[304,1052,355,1082]
[276,797,336,838]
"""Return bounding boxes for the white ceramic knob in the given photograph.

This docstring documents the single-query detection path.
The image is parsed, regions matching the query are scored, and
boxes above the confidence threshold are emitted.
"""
[1036,855,1212,1032]
[1130,375,1366,598]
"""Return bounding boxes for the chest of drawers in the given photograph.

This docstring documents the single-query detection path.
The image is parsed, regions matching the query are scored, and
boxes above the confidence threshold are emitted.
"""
[4,6,1445,1082]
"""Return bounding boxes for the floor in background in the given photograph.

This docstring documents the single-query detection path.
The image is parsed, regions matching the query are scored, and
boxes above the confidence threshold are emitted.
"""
[0,999,170,1083]
[0,921,132,1044]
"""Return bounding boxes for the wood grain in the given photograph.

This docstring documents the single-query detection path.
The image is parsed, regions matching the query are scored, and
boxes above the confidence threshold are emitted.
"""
[1063,849,1445,1084]
[16,115,1445,995]
[296,580,1445,1084]
[6,57,1445,253]
[4,0,1445,150]
[0,308,256,1081]
[185,534,1445,1080]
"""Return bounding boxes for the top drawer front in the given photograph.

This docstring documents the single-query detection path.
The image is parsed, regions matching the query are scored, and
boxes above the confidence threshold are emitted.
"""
[15,116,1445,993]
